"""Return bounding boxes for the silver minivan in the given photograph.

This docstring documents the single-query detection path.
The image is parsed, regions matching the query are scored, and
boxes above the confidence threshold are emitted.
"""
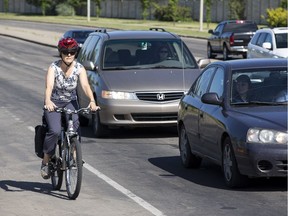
[76,28,209,137]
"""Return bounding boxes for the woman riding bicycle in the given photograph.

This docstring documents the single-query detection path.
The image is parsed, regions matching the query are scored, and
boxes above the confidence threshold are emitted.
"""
[41,37,100,179]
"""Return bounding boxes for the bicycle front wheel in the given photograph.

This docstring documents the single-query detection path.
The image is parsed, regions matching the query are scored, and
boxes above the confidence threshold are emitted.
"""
[65,137,83,199]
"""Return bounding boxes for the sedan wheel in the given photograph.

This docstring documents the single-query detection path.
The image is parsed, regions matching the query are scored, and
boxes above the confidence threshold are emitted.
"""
[222,137,248,188]
[179,126,202,168]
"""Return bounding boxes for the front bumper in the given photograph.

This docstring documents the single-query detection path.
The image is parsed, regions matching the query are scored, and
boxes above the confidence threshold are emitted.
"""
[236,143,287,177]
[98,98,179,127]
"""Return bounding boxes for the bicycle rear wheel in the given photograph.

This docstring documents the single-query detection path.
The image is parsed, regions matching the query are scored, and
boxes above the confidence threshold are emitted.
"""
[51,142,63,190]
[65,137,83,199]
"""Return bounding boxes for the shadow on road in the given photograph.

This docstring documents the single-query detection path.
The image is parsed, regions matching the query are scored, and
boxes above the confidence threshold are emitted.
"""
[0,180,69,199]
[149,156,287,192]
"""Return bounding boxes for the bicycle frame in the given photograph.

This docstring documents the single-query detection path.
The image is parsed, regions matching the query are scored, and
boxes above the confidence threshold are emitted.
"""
[48,106,91,199]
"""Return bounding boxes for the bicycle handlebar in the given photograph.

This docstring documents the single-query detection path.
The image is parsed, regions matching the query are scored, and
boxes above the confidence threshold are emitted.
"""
[44,106,100,115]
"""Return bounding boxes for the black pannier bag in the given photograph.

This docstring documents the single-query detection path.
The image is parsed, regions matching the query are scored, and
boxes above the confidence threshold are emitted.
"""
[34,116,47,158]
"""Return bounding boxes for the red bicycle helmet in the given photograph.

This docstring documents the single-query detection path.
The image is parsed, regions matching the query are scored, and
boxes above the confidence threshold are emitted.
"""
[58,37,79,53]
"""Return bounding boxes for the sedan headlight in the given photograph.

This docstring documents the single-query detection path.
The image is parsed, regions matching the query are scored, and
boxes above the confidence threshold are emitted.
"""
[247,128,288,144]
[101,90,137,100]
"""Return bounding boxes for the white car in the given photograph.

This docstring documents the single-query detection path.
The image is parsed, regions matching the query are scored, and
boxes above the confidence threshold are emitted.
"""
[247,27,288,58]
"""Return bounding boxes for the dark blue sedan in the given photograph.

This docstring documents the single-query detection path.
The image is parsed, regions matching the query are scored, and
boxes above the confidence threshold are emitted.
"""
[177,58,287,188]
[62,29,95,49]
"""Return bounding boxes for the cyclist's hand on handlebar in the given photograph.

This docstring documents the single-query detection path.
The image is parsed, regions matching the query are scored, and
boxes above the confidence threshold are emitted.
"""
[89,101,101,112]
[44,100,57,112]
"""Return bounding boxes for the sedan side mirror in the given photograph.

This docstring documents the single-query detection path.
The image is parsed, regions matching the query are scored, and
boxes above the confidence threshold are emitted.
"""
[201,92,222,105]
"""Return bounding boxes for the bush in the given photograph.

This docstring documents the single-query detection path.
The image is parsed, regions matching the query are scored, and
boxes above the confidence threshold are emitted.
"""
[55,3,75,16]
[265,7,287,27]
[154,5,190,22]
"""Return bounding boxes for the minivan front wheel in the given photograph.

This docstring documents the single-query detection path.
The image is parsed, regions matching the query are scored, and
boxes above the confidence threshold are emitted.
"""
[92,112,108,138]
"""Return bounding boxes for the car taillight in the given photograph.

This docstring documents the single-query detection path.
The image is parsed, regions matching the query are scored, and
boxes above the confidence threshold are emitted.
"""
[230,34,234,45]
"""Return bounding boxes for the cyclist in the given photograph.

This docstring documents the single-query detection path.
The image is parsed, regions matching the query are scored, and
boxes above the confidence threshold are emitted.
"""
[41,37,100,179]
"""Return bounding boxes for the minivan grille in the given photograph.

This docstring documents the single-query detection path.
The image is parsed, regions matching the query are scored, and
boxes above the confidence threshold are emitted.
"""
[132,113,177,121]
[136,92,184,102]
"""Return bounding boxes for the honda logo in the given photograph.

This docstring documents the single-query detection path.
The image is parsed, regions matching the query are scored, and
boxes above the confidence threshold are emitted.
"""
[157,93,165,101]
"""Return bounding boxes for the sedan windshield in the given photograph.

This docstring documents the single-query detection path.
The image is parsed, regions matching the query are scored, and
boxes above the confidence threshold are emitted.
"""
[102,39,197,70]
[230,68,288,104]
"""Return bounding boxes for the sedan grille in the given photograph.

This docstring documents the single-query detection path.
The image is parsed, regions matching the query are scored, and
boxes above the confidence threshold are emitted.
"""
[136,92,184,102]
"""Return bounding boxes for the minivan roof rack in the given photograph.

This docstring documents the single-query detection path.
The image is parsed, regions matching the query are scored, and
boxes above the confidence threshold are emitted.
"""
[95,28,107,33]
[149,28,166,32]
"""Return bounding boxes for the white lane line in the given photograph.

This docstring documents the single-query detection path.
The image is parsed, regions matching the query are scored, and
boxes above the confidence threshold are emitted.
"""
[84,163,166,216]
[27,125,165,215]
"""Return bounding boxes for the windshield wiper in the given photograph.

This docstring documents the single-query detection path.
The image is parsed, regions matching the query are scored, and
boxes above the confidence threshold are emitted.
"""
[150,65,183,69]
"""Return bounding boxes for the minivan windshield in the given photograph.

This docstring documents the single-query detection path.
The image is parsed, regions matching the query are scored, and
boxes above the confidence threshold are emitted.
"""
[102,39,197,70]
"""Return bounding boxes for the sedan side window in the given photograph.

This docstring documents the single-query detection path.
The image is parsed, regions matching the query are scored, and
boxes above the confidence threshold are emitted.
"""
[191,67,216,97]
[208,68,224,98]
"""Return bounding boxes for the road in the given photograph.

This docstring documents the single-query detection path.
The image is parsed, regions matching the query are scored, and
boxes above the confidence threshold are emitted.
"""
[0,21,287,216]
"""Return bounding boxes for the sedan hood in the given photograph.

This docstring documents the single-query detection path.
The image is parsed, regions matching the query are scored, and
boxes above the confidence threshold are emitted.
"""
[100,69,201,92]
[230,106,287,130]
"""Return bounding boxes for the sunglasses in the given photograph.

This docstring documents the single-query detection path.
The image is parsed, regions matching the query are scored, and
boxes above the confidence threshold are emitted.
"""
[62,51,77,56]
[160,50,168,53]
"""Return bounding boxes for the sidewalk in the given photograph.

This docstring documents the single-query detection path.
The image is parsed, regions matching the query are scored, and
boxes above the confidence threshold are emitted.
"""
[0,24,62,47]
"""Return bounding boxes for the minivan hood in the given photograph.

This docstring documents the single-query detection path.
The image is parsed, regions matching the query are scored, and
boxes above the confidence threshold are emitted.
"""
[100,68,201,92]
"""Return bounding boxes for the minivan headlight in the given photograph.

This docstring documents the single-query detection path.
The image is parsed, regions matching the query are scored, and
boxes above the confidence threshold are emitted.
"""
[247,128,288,144]
[101,90,137,100]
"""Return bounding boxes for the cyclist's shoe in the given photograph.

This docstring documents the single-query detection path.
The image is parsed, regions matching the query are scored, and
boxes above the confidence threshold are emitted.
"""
[40,163,50,179]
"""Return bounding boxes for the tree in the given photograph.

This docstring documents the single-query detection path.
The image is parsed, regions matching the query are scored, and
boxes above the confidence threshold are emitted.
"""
[140,0,150,20]
[92,0,103,18]
[26,0,62,15]
[204,0,212,28]
[228,0,247,20]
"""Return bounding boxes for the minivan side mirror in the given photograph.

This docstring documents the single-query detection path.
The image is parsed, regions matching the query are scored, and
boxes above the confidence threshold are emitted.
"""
[82,60,96,71]
[197,58,211,69]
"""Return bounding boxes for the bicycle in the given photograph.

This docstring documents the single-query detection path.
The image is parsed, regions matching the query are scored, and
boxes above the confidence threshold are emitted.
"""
[47,106,92,200]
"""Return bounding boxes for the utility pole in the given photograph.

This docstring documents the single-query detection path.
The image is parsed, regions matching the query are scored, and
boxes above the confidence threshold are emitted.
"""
[87,0,90,22]
[199,0,203,31]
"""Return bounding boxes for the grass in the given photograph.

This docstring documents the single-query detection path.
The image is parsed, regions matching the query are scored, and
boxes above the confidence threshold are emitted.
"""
[0,13,217,38]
